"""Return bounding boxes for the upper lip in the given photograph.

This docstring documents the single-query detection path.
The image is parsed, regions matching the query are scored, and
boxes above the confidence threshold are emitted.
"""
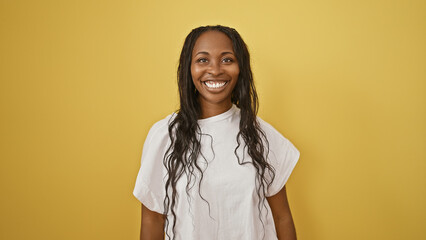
[202,79,229,82]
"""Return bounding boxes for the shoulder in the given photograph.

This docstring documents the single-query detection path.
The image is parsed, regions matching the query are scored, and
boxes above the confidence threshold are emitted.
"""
[145,112,176,144]
[256,116,300,175]
[256,116,290,144]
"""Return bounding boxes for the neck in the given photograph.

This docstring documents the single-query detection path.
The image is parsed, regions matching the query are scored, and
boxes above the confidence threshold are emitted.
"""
[198,100,233,119]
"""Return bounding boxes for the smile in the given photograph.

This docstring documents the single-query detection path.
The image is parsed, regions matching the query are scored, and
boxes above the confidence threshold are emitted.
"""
[203,80,228,89]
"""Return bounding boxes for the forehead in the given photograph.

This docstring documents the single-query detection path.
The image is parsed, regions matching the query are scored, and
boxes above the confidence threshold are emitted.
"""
[192,30,234,54]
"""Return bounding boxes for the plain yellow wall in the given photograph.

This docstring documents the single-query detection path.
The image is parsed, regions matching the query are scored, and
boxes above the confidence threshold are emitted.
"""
[0,0,425,239]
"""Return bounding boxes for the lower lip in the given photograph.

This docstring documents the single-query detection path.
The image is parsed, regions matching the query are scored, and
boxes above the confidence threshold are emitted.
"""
[202,81,229,92]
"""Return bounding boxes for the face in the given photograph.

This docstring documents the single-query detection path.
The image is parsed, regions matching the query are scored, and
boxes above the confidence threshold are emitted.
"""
[191,30,239,107]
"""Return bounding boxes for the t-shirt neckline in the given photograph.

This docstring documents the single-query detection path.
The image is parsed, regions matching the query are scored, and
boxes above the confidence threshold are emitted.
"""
[197,104,238,124]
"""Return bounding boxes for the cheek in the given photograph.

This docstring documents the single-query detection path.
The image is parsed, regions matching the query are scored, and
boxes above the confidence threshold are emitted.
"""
[231,66,240,79]
[191,65,203,81]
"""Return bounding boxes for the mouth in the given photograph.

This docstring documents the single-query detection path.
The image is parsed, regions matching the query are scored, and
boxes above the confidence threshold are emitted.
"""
[202,80,229,90]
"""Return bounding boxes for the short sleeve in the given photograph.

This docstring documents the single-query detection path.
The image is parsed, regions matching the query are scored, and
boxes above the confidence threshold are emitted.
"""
[264,132,300,197]
[133,119,170,214]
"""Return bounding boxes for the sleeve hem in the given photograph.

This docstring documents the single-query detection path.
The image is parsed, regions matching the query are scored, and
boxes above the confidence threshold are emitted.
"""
[266,148,300,197]
[133,181,164,214]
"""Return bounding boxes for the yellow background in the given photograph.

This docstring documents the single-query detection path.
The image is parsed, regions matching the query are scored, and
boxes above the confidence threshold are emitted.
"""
[1,0,425,239]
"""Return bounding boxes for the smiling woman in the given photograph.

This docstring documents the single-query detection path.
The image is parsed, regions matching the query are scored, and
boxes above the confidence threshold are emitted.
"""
[190,31,239,118]
[133,25,300,240]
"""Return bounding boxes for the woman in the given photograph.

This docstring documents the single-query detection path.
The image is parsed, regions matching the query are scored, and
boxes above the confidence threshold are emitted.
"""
[133,25,300,240]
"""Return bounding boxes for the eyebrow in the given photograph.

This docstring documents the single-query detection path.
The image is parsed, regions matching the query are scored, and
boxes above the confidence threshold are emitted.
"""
[194,51,235,56]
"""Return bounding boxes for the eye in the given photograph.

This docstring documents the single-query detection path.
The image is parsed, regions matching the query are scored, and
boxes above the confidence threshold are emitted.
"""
[196,58,208,63]
[222,57,234,63]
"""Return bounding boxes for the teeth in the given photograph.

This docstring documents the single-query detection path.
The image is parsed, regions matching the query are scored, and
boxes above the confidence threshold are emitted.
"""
[204,81,226,89]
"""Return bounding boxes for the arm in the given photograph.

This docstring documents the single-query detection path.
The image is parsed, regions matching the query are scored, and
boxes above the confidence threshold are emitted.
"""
[140,203,165,240]
[266,186,297,240]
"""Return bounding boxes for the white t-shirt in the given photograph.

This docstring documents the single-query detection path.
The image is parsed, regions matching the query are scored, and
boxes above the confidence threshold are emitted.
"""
[133,104,300,240]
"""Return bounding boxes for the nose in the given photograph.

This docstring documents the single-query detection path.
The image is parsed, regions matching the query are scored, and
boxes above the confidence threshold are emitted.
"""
[207,60,223,76]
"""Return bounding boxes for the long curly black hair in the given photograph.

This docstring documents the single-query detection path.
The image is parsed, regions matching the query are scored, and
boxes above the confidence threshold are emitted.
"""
[162,25,276,239]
